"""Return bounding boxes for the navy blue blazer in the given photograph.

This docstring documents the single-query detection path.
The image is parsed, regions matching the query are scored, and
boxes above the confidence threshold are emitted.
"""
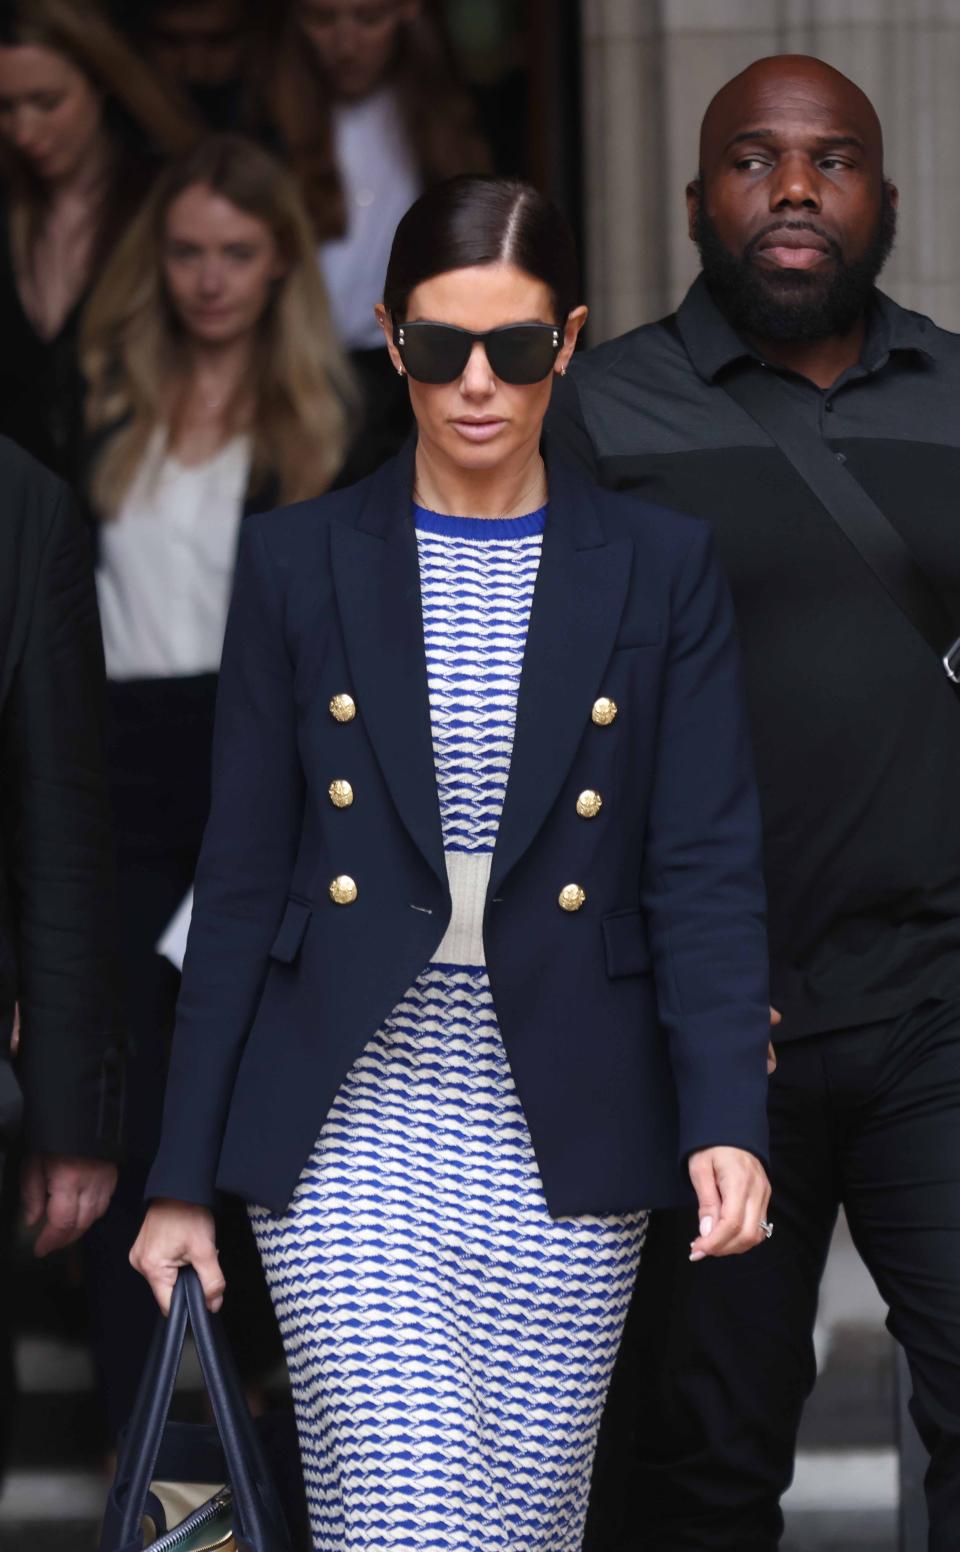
[146,441,771,1216]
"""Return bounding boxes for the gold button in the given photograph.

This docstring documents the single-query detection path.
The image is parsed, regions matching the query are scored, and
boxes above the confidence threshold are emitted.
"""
[591,696,618,727]
[558,883,586,913]
[329,874,358,905]
[329,779,354,809]
[576,789,603,819]
[329,693,356,723]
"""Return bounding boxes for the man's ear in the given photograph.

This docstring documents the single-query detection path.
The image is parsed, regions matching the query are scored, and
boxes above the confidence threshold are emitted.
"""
[686,175,703,243]
[884,177,900,212]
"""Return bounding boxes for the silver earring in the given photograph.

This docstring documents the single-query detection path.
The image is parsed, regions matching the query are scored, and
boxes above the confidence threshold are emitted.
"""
[560,365,567,376]
[397,365,405,377]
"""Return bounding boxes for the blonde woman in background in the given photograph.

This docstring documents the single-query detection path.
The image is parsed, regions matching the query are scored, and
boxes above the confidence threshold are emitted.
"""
[80,132,354,1449]
[0,0,197,480]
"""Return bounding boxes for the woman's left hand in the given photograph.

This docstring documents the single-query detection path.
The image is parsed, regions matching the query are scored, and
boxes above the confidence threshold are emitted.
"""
[687,1146,771,1261]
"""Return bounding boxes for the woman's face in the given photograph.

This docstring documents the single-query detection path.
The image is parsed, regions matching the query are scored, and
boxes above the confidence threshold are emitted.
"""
[378,262,587,476]
[297,0,419,101]
[162,183,286,348]
[0,44,104,186]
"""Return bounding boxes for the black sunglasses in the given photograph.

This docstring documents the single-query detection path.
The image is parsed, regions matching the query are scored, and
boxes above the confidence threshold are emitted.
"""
[394,320,563,385]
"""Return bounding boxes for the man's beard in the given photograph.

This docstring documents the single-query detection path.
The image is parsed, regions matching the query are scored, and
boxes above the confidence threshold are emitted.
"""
[693,185,897,343]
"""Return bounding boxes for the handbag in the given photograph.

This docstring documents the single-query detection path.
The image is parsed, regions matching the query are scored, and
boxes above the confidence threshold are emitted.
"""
[720,365,960,693]
[99,1267,295,1552]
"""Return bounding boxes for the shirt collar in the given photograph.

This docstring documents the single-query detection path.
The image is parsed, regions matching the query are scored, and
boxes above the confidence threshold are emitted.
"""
[676,272,936,383]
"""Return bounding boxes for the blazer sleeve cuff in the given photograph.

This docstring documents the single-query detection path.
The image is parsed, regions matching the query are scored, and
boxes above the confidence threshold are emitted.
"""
[145,1145,219,1211]
[677,1080,770,1175]
[669,1011,771,1174]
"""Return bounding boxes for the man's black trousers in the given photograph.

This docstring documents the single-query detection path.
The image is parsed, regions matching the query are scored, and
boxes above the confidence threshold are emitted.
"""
[585,998,960,1551]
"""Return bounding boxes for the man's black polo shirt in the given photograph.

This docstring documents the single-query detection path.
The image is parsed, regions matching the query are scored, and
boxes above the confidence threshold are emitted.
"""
[547,276,960,1039]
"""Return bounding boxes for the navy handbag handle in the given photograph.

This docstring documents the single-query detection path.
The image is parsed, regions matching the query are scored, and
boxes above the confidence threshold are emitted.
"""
[99,1268,292,1552]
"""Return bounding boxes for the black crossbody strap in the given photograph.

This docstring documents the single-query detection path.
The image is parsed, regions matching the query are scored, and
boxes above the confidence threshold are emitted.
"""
[721,367,960,689]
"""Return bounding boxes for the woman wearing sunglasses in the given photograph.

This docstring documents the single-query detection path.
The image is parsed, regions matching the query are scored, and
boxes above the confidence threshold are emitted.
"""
[132,174,773,1551]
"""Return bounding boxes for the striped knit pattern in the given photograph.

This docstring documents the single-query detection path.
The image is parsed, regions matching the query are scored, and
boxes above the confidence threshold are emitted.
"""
[415,506,544,855]
[251,505,647,1551]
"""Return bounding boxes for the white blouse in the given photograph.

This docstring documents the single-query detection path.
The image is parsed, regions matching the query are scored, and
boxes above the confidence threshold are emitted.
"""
[96,430,251,682]
[319,86,422,352]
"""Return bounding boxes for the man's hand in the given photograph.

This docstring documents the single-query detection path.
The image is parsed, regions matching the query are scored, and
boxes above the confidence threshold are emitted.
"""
[130,1200,224,1315]
[768,1005,781,1074]
[688,1145,771,1261]
[21,1154,117,1257]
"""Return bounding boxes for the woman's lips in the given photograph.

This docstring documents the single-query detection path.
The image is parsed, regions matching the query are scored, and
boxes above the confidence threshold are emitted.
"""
[451,419,507,443]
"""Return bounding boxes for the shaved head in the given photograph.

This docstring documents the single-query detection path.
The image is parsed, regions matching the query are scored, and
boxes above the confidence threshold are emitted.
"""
[688,54,896,345]
[699,55,884,177]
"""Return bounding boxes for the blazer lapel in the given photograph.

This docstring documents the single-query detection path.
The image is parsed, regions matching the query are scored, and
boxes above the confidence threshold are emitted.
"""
[490,468,632,895]
[330,447,447,888]
[330,446,631,897]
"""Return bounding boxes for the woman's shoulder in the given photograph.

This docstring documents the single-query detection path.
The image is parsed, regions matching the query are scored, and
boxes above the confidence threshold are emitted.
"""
[243,459,390,560]
[553,457,712,560]
[601,486,711,560]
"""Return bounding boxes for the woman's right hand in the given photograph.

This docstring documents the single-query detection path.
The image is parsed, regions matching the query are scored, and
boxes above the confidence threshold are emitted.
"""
[130,1199,224,1316]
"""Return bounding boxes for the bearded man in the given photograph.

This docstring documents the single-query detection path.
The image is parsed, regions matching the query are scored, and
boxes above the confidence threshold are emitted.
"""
[548,54,960,1552]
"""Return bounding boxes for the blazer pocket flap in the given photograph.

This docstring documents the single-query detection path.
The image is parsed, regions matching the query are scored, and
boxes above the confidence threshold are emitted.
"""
[269,899,311,964]
[602,910,651,977]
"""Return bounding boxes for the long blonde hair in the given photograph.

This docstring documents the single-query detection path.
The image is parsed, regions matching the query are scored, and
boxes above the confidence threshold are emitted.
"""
[0,0,199,266]
[82,134,356,515]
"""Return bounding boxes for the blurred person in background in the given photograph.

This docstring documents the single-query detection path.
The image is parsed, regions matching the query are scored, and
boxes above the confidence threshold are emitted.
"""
[0,437,122,1480]
[0,0,197,484]
[264,0,490,473]
[79,132,354,1443]
[125,0,273,134]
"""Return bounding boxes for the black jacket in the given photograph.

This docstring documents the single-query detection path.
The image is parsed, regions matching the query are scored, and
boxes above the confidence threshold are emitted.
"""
[0,437,122,1160]
[546,279,960,1038]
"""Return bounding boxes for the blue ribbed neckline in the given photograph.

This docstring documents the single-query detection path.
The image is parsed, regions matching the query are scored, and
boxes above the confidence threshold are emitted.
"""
[413,503,547,540]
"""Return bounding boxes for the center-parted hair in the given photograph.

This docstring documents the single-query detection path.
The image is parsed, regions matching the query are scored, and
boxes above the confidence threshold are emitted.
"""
[383,175,581,325]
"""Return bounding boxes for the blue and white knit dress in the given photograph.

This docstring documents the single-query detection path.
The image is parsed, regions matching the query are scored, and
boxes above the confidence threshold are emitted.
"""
[251,506,647,1551]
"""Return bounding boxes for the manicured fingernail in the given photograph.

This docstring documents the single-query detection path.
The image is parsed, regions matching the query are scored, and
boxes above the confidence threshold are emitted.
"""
[689,1250,706,1262]
[699,1216,713,1237]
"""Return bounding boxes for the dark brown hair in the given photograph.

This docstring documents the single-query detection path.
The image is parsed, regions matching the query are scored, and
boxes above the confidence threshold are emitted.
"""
[260,0,490,241]
[383,175,581,325]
